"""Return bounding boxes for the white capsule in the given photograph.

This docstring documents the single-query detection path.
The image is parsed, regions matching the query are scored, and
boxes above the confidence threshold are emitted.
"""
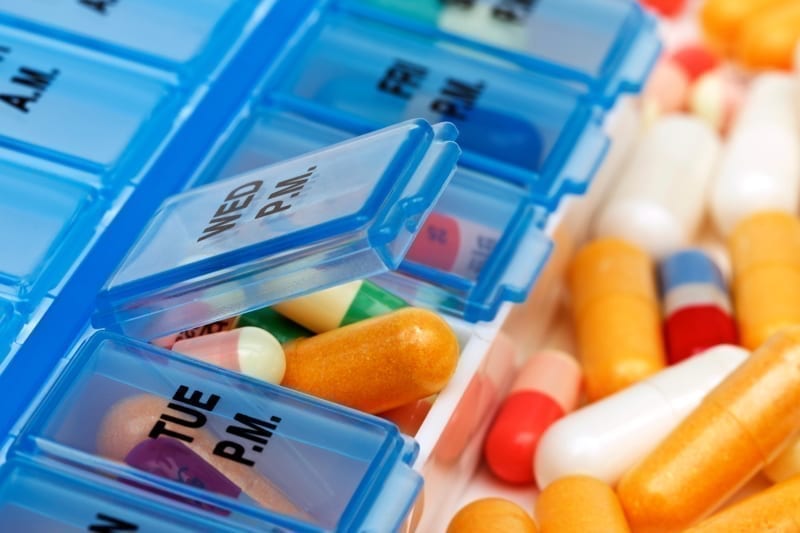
[534,345,748,489]
[710,73,800,236]
[593,114,720,258]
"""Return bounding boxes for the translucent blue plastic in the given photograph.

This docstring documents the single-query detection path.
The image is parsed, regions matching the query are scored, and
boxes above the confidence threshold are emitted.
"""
[343,0,661,103]
[15,332,422,532]
[271,9,608,207]
[0,458,243,532]
[0,27,177,169]
[0,158,102,300]
[0,0,258,73]
[94,119,460,339]
[195,105,552,322]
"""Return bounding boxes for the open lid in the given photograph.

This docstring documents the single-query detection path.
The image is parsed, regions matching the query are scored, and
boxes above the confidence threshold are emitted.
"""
[340,0,661,105]
[93,119,460,340]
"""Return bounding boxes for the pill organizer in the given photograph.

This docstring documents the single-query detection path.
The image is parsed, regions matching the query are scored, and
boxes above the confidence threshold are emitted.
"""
[0,0,658,530]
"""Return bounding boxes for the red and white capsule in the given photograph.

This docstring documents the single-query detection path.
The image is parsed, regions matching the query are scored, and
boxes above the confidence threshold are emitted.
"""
[483,349,582,485]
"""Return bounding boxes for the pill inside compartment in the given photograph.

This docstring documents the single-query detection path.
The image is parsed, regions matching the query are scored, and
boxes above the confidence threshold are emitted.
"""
[14,332,422,532]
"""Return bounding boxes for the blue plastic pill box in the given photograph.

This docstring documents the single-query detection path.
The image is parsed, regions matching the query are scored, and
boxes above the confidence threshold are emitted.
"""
[0,0,659,530]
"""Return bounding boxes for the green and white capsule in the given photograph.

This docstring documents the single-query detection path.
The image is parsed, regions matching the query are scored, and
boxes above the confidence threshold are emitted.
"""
[272,279,407,333]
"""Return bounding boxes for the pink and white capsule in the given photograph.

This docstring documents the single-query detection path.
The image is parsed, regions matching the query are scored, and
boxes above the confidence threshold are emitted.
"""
[171,327,286,384]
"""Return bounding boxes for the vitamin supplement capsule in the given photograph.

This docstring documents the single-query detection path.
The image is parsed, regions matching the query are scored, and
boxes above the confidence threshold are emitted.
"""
[406,212,500,278]
[764,435,800,483]
[593,115,720,258]
[671,43,720,81]
[639,0,687,17]
[735,2,800,70]
[483,350,582,484]
[640,60,690,126]
[659,249,738,364]
[568,238,666,401]
[617,327,800,532]
[272,279,407,333]
[686,475,800,532]
[687,68,745,134]
[729,211,800,349]
[171,327,286,384]
[447,498,538,533]
[710,74,800,235]
[536,475,630,533]
[97,394,308,520]
[700,0,791,55]
[535,345,747,488]
[282,307,459,413]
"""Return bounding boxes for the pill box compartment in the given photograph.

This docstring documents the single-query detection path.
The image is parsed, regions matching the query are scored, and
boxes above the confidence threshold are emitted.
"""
[0,457,242,532]
[13,332,422,532]
[192,105,553,323]
[341,0,660,105]
[267,8,609,208]
[0,0,262,75]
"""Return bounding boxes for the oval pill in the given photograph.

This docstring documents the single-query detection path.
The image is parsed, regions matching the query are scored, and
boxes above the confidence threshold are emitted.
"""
[729,211,800,349]
[171,327,286,384]
[447,498,538,533]
[483,350,581,484]
[617,327,800,532]
[568,238,666,401]
[534,345,747,488]
[282,307,459,413]
[593,115,720,258]
[536,475,630,533]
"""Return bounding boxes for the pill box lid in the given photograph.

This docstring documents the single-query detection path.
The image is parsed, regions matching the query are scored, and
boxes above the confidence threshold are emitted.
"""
[93,119,460,340]
[341,0,661,106]
[0,458,241,532]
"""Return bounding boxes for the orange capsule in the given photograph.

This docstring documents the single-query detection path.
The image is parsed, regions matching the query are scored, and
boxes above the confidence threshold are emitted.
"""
[448,498,538,533]
[735,2,800,70]
[568,238,666,401]
[728,211,800,350]
[536,475,630,533]
[700,0,791,55]
[282,307,459,413]
[617,326,800,532]
[686,475,800,532]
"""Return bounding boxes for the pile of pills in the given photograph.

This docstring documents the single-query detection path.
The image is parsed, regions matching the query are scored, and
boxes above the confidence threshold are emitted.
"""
[447,0,800,531]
